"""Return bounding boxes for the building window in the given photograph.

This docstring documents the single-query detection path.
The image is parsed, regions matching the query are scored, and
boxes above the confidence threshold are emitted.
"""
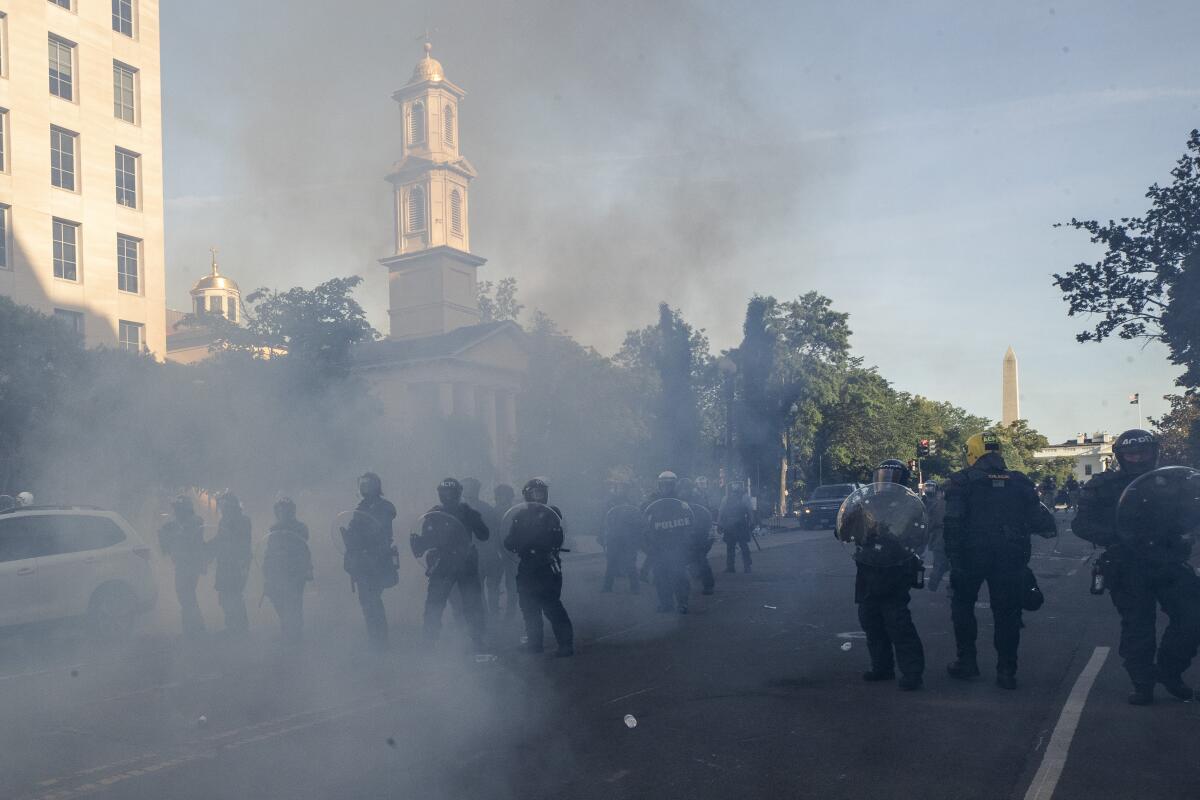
[0,14,8,78]
[449,189,463,236]
[209,295,223,316]
[227,298,238,323]
[115,148,139,208]
[113,62,137,122]
[54,309,83,336]
[1084,464,1093,476]
[112,0,134,36]
[0,204,9,270]
[117,234,139,293]
[118,320,143,353]
[0,109,7,172]
[407,186,426,232]
[193,296,204,315]
[409,101,425,145]
[443,105,455,147]
[53,218,79,281]
[48,36,74,100]
[50,126,77,190]
[49,0,73,8]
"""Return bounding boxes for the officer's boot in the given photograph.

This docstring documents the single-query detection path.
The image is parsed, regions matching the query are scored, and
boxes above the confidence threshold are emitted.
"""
[897,674,923,691]
[947,657,980,680]
[1128,684,1155,705]
[995,670,1017,690]
[1158,673,1195,701]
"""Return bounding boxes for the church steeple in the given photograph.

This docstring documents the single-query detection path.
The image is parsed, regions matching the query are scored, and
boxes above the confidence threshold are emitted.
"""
[379,41,486,340]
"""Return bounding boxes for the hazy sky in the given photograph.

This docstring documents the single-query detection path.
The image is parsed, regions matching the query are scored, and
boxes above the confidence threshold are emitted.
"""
[158,1,1200,442]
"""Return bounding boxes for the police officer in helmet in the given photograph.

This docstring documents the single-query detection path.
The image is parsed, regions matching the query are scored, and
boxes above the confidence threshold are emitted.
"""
[158,495,208,637]
[944,433,1049,689]
[504,478,574,656]
[719,481,753,574]
[262,497,313,643]
[341,472,398,649]
[1073,430,1200,704]
[852,460,926,690]
[642,471,694,614]
[413,477,489,650]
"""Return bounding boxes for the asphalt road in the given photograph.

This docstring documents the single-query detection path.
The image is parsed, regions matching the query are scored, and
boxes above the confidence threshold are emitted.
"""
[1,522,1197,800]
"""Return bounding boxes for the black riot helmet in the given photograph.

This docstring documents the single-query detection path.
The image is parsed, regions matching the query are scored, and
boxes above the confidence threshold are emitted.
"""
[217,491,241,514]
[657,471,679,498]
[358,472,383,498]
[494,483,515,506]
[461,477,482,501]
[437,477,463,506]
[874,459,911,487]
[273,496,297,522]
[522,477,549,504]
[1113,429,1159,476]
[171,494,194,516]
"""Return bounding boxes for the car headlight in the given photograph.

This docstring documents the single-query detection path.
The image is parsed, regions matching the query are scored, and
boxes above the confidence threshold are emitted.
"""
[803,508,811,514]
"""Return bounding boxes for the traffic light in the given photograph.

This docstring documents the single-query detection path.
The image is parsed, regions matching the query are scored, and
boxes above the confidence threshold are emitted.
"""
[928,438,938,456]
[917,439,930,457]
[907,459,918,472]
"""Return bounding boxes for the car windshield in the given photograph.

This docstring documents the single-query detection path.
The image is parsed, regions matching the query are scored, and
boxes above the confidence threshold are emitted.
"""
[810,485,854,500]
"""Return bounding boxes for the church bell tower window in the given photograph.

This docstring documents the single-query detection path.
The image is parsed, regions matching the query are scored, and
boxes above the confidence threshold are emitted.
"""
[443,105,455,147]
[449,189,463,236]
[407,185,427,232]
[409,101,426,145]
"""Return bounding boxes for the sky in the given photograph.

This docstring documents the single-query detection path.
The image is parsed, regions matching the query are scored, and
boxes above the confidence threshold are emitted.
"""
[157,0,1200,443]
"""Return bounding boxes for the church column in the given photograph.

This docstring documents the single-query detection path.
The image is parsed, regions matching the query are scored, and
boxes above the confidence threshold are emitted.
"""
[480,387,498,470]
[438,383,454,417]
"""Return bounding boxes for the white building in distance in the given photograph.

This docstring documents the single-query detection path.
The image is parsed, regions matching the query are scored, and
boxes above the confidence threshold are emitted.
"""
[0,0,166,356]
[1033,432,1114,482]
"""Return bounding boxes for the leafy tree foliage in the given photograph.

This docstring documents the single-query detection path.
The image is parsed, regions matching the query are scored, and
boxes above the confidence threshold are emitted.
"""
[1151,393,1200,467]
[478,277,525,324]
[1055,129,1200,386]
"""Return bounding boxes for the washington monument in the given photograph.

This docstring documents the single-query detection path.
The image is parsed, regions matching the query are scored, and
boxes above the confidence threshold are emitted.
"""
[1002,346,1020,427]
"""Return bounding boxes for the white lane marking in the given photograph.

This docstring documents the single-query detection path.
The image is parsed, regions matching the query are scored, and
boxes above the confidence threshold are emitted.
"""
[605,686,655,705]
[1022,646,1110,800]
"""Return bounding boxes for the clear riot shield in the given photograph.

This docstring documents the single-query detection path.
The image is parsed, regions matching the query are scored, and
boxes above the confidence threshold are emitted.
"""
[834,483,929,567]
[330,509,382,556]
[411,510,471,576]
[604,503,642,546]
[1116,466,1200,547]
[689,502,715,553]
[643,497,695,554]
[501,502,563,538]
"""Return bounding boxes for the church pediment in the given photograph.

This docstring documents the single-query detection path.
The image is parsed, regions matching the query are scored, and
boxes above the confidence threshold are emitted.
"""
[354,320,528,377]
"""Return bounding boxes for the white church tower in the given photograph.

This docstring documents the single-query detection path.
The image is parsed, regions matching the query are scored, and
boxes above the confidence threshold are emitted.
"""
[380,41,486,340]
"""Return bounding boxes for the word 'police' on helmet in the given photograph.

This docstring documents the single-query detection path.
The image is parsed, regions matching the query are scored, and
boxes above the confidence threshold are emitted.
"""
[966,431,1002,466]
[1113,429,1159,476]
[522,477,549,504]
[873,459,911,487]
[437,477,463,506]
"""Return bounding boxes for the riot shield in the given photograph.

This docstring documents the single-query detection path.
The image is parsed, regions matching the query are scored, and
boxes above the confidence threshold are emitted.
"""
[1116,466,1200,547]
[643,497,695,555]
[690,503,715,553]
[603,503,641,545]
[834,483,928,567]
[501,502,563,537]
[1031,502,1058,539]
[330,509,382,556]
[412,510,471,576]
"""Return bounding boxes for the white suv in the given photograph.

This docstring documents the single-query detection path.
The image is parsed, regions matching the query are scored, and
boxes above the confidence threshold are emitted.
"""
[0,507,157,638]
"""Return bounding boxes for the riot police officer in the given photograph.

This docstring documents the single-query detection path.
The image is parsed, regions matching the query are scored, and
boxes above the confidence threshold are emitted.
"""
[209,492,252,635]
[262,497,312,643]
[158,495,208,637]
[602,482,641,593]
[719,481,753,573]
[504,478,574,656]
[412,478,489,650]
[679,478,716,595]
[1073,430,1200,704]
[642,471,693,614]
[342,472,398,649]
[851,460,925,690]
[944,433,1049,689]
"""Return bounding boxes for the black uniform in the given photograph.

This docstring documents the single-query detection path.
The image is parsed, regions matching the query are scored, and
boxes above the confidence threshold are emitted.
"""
[343,495,398,647]
[159,511,207,637]
[718,494,753,573]
[642,494,693,613]
[419,502,488,648]
[262,519,312,642]
[504,504,574,654]
[1073,470,1200,693]
[944,452,1043,679]
[210,509,252,634]
[602,500,642,593]
[686,500,716,594]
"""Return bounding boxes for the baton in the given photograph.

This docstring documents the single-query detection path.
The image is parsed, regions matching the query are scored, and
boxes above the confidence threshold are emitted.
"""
[752,533,762,552]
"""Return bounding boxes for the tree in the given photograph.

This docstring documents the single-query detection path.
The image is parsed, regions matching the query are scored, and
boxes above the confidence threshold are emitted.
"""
[478,277,524,324]
[1054,129,1200,387]
[181,276,377,382]
[1151,394,1200,466]
[987,420,1075,483]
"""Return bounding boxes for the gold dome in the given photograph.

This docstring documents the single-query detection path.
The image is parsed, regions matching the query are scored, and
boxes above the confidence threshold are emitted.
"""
[190,249,239,294]
[410,42,444,83]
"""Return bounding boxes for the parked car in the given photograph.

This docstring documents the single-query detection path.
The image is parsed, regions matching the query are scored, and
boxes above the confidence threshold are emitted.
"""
[0,506,157,638]
[800,484,860,530]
